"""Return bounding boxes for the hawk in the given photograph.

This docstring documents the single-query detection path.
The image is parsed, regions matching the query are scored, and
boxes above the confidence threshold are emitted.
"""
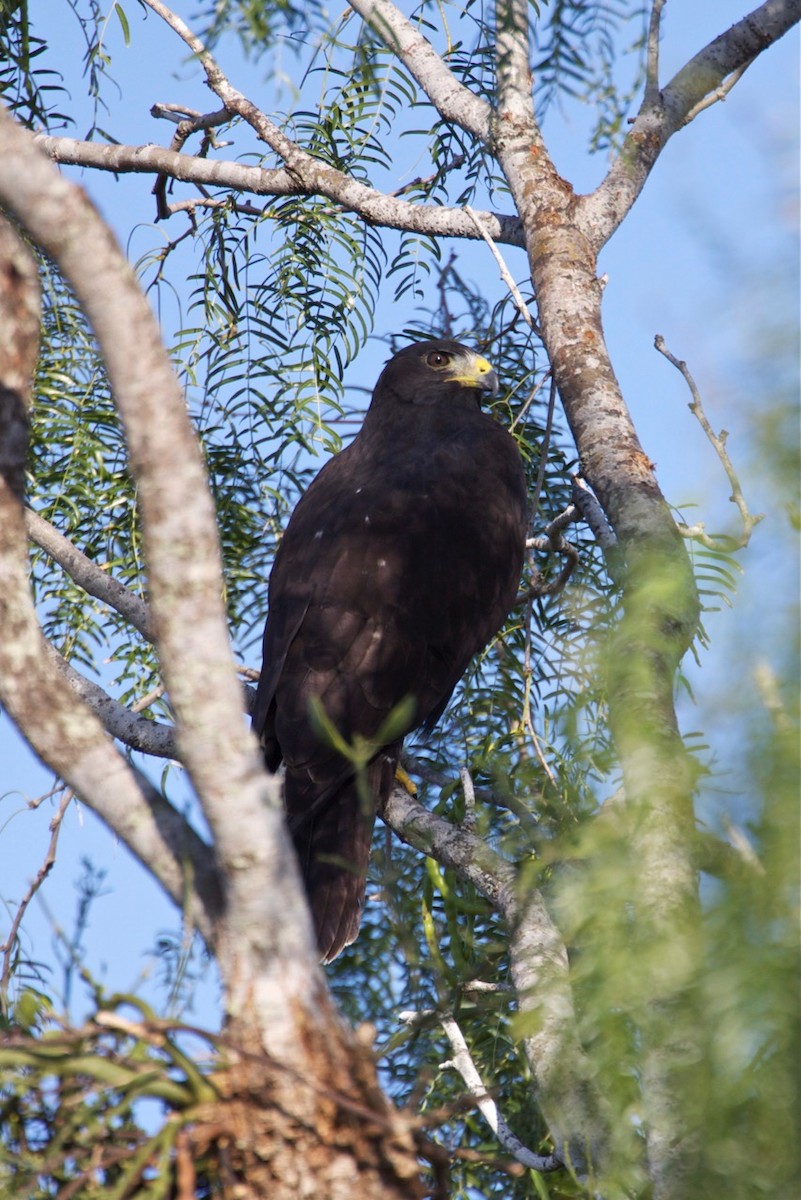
[252,339,528,961]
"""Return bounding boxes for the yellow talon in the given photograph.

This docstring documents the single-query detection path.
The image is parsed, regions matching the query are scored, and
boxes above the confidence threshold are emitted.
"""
[395,765,418,796]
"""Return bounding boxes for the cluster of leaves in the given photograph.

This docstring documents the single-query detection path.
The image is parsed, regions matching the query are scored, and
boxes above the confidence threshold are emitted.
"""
[0,995,222,1200]
[27,256,161,703]
[532,1,649,145]
[0,0,70,130]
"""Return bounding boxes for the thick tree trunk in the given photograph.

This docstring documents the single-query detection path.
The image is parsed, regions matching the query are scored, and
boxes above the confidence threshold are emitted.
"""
[190,996,424,1199]
[494,103,705,1195]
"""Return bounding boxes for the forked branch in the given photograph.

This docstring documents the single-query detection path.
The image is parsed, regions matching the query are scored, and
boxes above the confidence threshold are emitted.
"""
[655,334,764,549]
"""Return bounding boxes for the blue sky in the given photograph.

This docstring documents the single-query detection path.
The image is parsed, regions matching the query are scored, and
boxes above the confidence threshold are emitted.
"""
[1,2,798,1027]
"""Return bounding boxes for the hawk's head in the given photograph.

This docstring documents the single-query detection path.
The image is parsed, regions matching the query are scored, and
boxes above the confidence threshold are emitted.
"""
[371,339,499,411]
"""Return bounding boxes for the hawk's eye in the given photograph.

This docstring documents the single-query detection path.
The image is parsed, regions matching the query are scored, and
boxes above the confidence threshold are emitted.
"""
[426,351,452,368]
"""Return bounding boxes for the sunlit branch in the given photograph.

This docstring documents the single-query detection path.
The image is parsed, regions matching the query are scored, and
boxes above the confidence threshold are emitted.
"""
[681,61,754,124]
[0,109,338,1033]
[427,1011,561,1172]
[655,334,764,549]
[37,141,520,249]
[645,0,667,101]
[139,0,518,247]
[464,206,539,334]
[494,0,537,128]
[0,213,221,946]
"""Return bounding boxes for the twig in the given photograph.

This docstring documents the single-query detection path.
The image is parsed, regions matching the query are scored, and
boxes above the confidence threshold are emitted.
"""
[654,335,764,549]
[155,196,265,219]
[438,1014,561,1172]
[402,754,542,838]
[150,104,233,219]
[459,767,476,832]
[131,685,166,714]
[510,370,550,432]
[529,374,557,521]
[464,205,540,335]
[383,783,608,1171]
[683,60,754,125]
[519,496,581,604]
[645,0,666,102]
[0,789,73,1005]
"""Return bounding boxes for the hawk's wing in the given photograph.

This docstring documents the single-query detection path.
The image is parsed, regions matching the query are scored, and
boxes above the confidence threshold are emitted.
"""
[252,401,527,960]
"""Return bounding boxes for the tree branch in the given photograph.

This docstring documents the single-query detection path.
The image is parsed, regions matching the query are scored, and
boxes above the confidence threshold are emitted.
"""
[132,0,519,248]
[644,0,667,103]
[0,107,328,1047]
[45,642,178,759]
[0,214,221,946]
[654,335,764,549]
[436,1013,561,1173]
[381,784,609,1175]
[1,787,73,1006]
[38,130,523,245]
[26,508,155,642]
[580,0,801,248]
[494,0,538,132]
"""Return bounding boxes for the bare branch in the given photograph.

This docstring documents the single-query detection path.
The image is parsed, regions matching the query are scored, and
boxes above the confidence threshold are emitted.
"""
[26,508,155,642]
[464,206,539,333]
[520,499,581,605]
[135,0,519,249]
[655,335,764,549]
[570,475,618,552]
[0,109,330,1044]
[45,642,178,759]
[36,132,298,194]
[645,0,667,101]
[437,1013,561,1173]
[682,61,754,124]
[37,132,523,245]
[494,0,537,129]
[662,0,800,128]
[1,788,73,1005]
[580,0,801,248]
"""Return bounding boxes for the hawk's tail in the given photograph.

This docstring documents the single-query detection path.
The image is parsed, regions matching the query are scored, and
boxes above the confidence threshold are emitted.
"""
[287,749,399,963]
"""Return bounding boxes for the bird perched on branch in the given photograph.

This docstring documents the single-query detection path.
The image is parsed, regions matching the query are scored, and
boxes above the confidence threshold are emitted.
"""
[252,339,528,961]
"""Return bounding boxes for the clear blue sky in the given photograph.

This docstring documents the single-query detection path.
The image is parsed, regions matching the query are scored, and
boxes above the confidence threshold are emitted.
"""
[1,2,798,1026]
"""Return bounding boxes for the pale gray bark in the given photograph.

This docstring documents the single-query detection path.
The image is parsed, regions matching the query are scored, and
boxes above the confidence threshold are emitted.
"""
[36,132,523,245]
[0,110,325,1059]
[0,215,221,946]
[26,508,155,642]
[579,0,801,246]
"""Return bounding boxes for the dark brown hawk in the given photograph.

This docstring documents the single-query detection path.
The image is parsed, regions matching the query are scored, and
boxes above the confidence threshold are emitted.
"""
[252,339,528,961]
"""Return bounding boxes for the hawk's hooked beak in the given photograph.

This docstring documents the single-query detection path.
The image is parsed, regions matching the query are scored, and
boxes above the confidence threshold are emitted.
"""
[448,352,499,395]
